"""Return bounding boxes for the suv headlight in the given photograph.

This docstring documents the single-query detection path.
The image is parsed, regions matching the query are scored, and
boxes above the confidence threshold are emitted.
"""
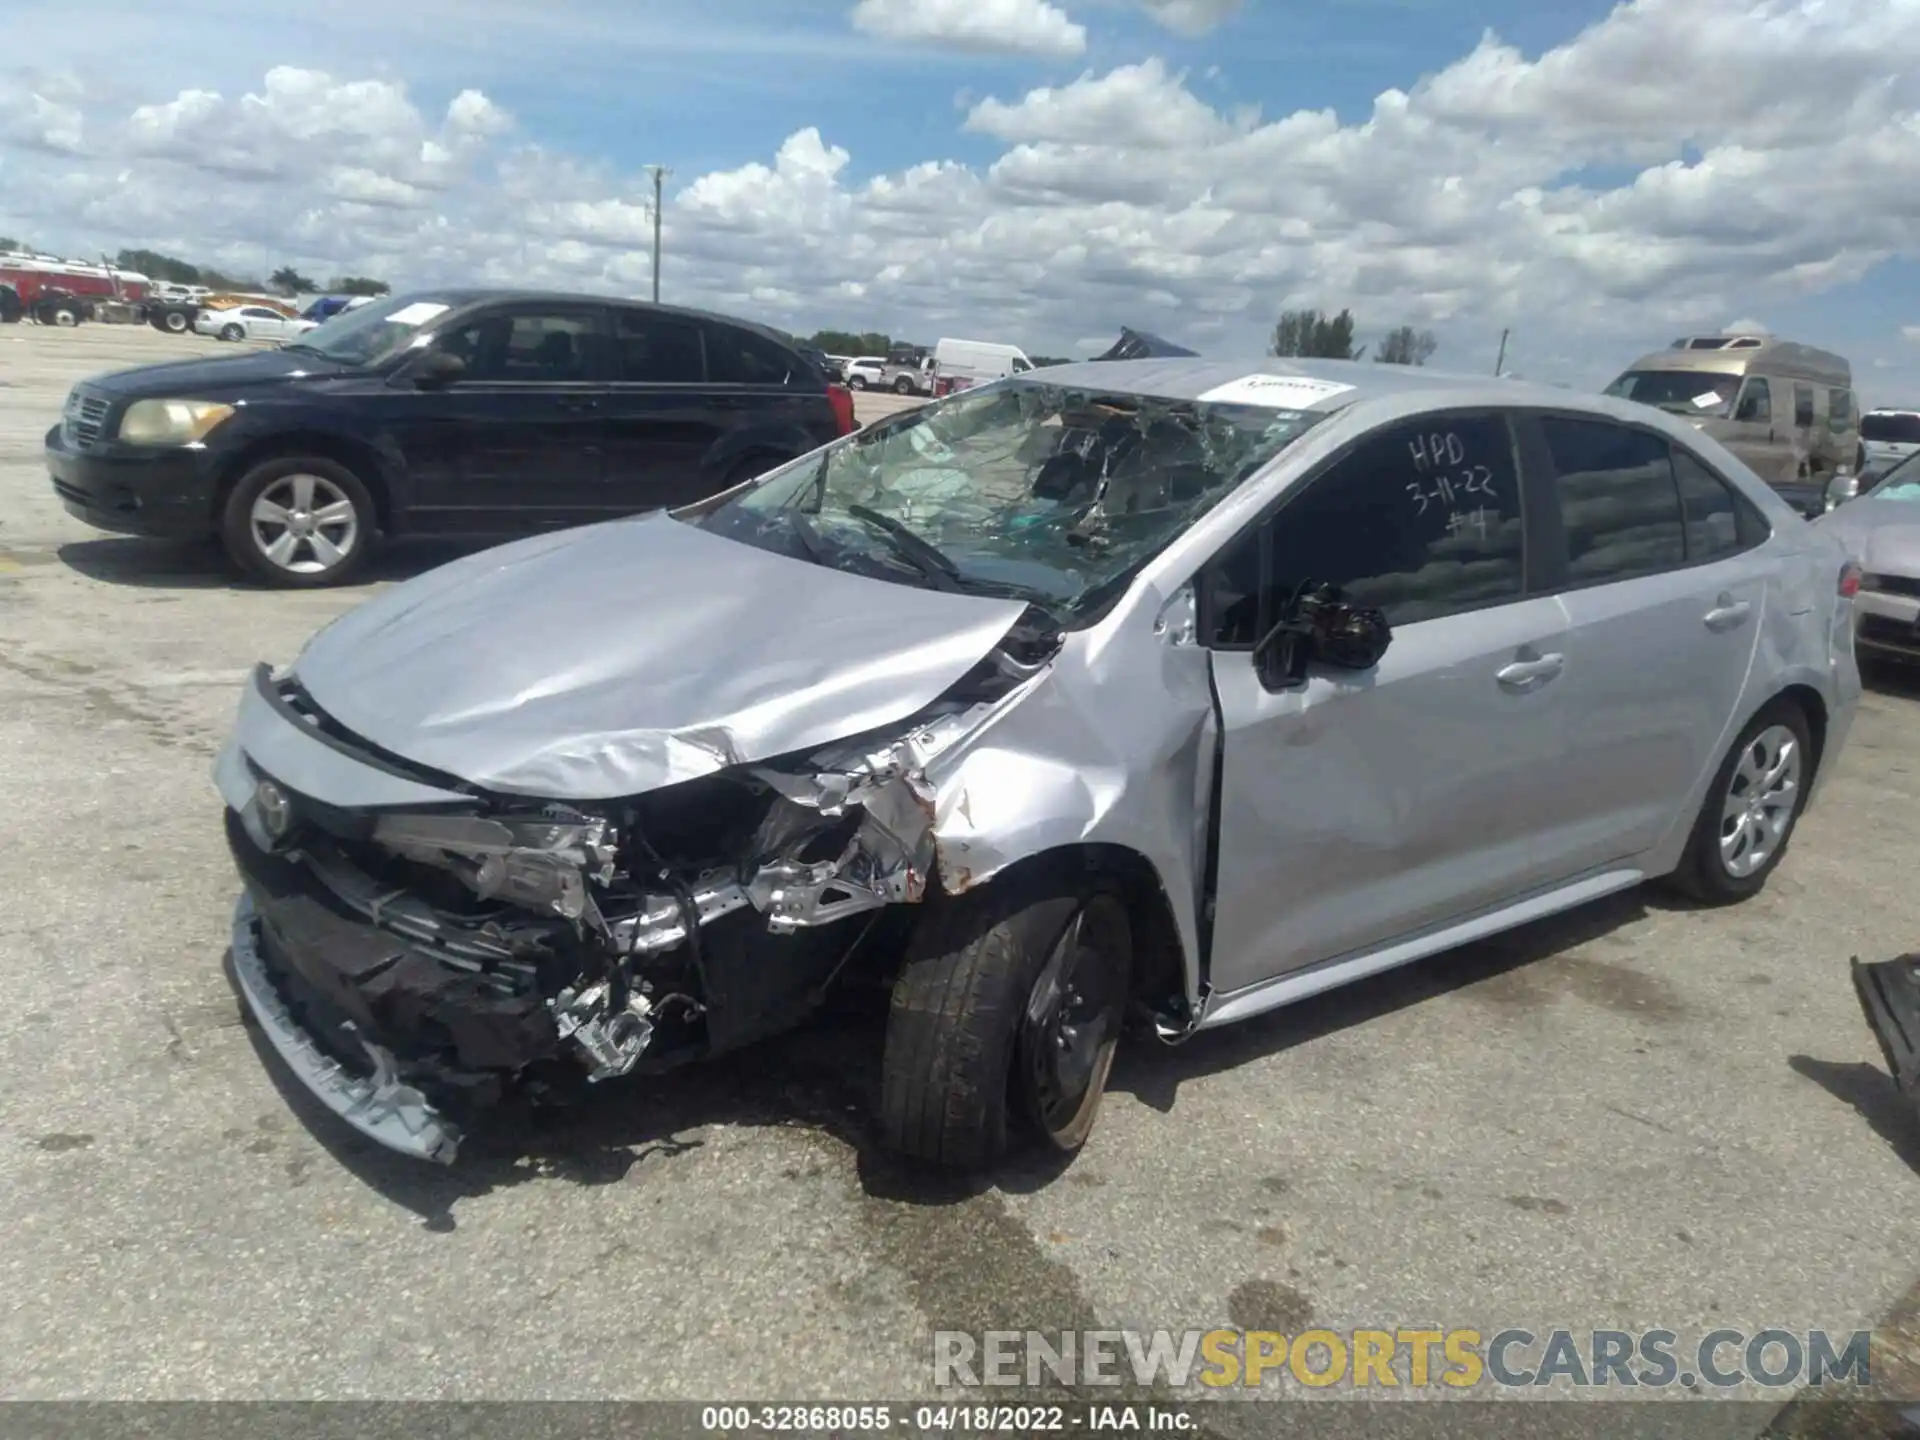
[117,399,235,447]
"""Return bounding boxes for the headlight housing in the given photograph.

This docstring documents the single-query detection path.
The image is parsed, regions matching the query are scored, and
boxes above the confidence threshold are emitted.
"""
[117,398,236,447]
[371,811,615,920]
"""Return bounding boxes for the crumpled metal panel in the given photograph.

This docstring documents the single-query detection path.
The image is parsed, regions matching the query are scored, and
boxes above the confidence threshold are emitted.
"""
[290,514,1030,800]
[918,582,1219,1003]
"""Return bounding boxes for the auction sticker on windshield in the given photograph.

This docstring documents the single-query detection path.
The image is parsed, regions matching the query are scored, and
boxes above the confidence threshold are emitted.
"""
[387,301,451,326]
[1197,374,1356,408]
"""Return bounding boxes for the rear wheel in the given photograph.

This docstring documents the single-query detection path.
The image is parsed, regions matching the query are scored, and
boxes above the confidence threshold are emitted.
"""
[1664,698,1813,904]
[219,323,244,342]
[219,456,375,588]
[848,374,868,391]
[51,305,78,327]
[893,375,916,395]
[881,872,1132,1169]
[162,309,190,334]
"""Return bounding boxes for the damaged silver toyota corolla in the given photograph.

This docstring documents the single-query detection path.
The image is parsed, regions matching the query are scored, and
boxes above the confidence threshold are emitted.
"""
[217,359,1858,1167]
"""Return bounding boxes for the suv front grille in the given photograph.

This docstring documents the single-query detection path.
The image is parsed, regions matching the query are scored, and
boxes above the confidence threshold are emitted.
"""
[63,391,110,447]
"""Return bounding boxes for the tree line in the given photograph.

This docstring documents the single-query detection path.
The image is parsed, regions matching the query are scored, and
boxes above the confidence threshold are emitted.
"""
[1271,308,1438,366]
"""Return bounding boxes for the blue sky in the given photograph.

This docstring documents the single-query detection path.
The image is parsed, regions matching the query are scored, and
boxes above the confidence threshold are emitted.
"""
[2,0,1917,401]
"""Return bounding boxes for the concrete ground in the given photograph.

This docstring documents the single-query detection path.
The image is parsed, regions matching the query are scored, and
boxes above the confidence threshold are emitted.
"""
[3,324,1920,1423]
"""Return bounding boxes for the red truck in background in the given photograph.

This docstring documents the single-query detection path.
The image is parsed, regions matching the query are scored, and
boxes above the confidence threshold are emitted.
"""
[0,252,152,326]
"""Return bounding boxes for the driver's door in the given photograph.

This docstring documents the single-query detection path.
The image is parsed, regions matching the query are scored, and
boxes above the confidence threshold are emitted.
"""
[1202,410,1584,996]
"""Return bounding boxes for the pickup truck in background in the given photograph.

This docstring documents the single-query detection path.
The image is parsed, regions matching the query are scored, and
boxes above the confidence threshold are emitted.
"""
[844,349,933,395]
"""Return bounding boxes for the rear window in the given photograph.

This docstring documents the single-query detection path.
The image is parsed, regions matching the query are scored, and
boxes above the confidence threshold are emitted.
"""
[706,326,802,386]
[1863,412,1920,444]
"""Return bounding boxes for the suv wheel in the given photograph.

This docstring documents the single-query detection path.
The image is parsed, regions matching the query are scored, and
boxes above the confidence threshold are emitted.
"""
[1664,697,1813,905]
[881,872,1132,1169]
[220,457,374,588]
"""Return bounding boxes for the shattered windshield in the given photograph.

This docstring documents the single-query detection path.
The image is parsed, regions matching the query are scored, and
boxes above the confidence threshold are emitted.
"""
[1605,370,1740,417]
[695,378,1324,625]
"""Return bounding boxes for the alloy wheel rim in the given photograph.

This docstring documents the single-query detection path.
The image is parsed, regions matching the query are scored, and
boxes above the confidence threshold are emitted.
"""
[1718,724,1801,878]
[250,473,358,575]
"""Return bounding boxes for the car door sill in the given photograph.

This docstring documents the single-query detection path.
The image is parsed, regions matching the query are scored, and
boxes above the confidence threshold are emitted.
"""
[1196,865,1647,1031]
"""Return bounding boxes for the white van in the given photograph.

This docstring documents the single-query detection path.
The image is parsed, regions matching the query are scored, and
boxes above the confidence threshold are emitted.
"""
[933,338,1033,389]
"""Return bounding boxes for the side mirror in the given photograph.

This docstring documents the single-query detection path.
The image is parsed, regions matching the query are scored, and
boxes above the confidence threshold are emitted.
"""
[1252,582,1392,691]
[409,349,466,388]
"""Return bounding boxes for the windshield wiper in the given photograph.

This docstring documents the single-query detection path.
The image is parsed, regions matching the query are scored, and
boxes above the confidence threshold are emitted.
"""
[846,504,962,592]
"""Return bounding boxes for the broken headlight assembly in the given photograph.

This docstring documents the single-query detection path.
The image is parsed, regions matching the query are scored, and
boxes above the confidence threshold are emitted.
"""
[371,810,617,920]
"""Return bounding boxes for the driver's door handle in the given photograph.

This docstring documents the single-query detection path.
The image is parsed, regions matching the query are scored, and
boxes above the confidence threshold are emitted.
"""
[1704,596,1752,631]
[1496,653,1564,691]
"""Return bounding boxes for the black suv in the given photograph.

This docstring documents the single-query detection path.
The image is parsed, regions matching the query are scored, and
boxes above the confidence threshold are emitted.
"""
[47,289,856,586]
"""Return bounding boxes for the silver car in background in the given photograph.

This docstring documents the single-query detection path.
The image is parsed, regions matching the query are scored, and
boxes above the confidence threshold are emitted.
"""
[1820,452,1920,664]
[215,359,1861,1170]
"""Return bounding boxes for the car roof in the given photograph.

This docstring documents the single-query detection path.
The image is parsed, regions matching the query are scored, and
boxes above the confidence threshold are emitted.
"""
[404,288,805,350]
[1029,356,1584,414]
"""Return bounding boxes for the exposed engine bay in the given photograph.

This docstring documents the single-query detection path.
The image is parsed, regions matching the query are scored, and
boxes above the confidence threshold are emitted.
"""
[225,612,1063,1162]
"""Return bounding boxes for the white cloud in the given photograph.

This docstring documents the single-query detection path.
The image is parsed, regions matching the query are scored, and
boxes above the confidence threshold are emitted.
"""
[1136,0,1242,35]
[1903,325,1920,344]
[849,0,1087,56]
[2,0,1919,401]
[1724,317,1768,334]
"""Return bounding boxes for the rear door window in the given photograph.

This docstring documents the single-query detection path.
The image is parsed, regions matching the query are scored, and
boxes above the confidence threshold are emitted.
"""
[1672,448,1768,562]
[1540,415,1686,586]
[613,312,707,384]
[705,325,800,386]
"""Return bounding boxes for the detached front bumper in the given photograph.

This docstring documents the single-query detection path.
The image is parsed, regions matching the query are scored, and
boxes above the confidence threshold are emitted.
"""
[1857,587,1920,663]
[230,892,462,1163]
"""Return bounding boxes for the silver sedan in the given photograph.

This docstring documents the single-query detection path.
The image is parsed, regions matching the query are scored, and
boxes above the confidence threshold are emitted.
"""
[1820,453,1920,664]
[212,359,1862,1170]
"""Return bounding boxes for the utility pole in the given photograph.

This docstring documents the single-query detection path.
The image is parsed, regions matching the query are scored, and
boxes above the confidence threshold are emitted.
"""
[645,165,670,303]
[1493,328,1510,376]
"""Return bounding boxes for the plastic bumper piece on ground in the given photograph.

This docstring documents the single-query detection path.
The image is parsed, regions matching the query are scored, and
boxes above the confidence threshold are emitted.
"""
[230,892,462,1164]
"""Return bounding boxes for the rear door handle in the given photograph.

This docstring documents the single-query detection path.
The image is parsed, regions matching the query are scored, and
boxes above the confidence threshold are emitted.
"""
[1496,653,1564,691]
[559,397,601,413]
[1704,597,1752,631]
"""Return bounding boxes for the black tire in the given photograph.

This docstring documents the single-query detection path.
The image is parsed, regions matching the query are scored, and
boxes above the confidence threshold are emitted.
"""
[219,455,376,589]
[51,306,78,328]
[1663,697,1814,905]
[162,309,189,334]
[893,375,916,395]
[848,375,868,391]
[881,871,1132,1169]
[219,323,244,342]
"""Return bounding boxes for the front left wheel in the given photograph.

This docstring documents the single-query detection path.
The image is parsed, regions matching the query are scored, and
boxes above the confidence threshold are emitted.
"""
[219,456,375,588]
[881,872,1132,1169]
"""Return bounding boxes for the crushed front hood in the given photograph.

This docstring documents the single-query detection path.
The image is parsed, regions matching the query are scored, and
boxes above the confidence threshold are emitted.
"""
[291,514,1031,800]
